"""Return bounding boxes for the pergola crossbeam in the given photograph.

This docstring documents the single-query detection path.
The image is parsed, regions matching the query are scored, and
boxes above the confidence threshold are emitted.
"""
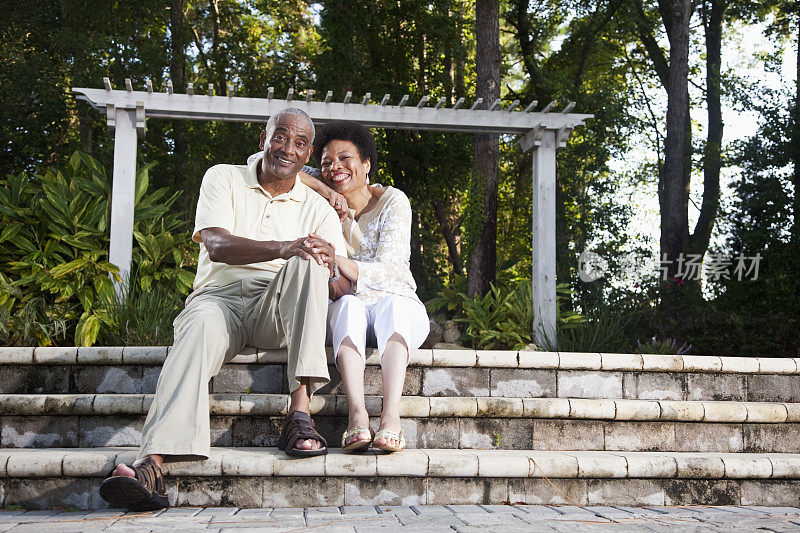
[73,84,593,350]
[74,88,591,134]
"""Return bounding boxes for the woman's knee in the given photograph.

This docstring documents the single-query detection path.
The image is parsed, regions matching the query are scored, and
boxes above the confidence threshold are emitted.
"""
[329,294,366,322]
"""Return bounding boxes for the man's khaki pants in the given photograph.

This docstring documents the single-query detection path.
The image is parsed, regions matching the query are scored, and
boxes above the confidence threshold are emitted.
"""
[138,256,330,460]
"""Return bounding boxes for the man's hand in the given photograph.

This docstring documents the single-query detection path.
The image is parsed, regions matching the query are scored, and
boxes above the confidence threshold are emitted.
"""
[279,236,330,265]
[302,233,351,299]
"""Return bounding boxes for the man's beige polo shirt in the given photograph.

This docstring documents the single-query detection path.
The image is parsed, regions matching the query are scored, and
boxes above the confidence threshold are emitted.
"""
[192,154,346,291]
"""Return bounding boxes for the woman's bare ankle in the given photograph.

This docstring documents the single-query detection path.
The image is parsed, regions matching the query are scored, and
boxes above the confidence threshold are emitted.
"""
[348,408,369,430]
[378,411,401,432]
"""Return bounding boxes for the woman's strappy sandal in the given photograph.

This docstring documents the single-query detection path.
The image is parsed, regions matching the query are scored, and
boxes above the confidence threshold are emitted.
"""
[372,428,405,453]
[341,425,373,452]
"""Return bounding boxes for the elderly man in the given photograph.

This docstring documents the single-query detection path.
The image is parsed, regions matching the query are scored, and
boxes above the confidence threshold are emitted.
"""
[99,108,349,511]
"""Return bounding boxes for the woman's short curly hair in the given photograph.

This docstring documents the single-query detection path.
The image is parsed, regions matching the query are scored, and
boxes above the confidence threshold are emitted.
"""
[313,120,378,180]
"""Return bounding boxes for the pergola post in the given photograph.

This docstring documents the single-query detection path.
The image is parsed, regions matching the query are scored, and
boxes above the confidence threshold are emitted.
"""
[108,107,139,291]
[531,130,558,349]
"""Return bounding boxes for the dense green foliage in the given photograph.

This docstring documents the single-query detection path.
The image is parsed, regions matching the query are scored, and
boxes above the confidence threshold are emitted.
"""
[428,280,585,350]
[0,1,797,353]
[0,152,195,346]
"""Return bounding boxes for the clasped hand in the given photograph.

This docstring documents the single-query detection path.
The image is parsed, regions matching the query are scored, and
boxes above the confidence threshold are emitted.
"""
[281,233,337,277]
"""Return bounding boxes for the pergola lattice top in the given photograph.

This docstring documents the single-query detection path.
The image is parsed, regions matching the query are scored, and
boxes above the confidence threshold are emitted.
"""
[76,78,591,148]
[73,77,594,348]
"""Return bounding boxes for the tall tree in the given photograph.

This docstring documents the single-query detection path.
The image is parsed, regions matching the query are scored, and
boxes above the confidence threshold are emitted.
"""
[686,0,725,261]
[170,0,188,164]
[791,2,800,240]
[467,0,501,297]
[658,0,693,280]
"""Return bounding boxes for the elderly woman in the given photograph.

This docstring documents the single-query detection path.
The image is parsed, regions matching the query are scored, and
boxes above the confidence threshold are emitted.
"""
[302,121,428,453]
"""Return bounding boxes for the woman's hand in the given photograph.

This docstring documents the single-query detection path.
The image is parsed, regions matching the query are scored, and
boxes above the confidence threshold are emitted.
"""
[299,170,350,221]
[301,234,336,270]
[326,189,349,221]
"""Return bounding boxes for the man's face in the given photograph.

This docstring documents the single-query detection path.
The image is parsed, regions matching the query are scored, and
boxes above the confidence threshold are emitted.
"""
[259,114,314,181]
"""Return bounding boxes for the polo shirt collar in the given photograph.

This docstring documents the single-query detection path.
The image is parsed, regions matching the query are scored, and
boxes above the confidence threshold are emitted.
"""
[246,154,307,201]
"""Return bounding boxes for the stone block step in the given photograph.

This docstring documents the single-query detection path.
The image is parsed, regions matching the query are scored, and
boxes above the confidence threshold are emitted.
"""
[2,447,799,509]
[3,349,799,402]
[2,394,798,453]
[5,347,797,373]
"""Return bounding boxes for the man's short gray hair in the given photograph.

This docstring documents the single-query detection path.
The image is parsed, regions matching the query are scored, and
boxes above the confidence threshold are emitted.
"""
[265,108,315,142]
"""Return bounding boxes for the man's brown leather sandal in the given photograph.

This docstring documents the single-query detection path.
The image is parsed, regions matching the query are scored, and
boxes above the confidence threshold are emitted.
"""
[277,410,329,457]
[99,456,170,511]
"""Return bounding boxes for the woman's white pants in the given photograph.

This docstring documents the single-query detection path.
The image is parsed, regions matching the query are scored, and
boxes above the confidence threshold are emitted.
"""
[327,294,430,366]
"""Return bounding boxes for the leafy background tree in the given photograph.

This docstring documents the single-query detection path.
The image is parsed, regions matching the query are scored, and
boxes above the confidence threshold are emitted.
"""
[0,0,797,353]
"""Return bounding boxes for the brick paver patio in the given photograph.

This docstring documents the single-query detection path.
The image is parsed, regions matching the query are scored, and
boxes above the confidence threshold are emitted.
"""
[1,505,799,532]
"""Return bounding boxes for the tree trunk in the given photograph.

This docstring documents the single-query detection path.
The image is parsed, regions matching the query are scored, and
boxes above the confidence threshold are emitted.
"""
[511,0,539,92]
[433,200,464,278]
[688,0,724,260]
[659,0,692,280]
[210,0,226,95]
[78,104,94,154]
[170,0,188,163]
[793,11,800,241]
[410,210,427,295]
[467,0,500,297]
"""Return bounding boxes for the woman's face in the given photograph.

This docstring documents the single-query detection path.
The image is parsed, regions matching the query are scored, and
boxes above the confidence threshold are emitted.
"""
[320,139,371,196]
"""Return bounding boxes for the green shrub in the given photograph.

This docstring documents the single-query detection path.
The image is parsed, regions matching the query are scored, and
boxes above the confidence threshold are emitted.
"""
[0,297,68,346]
[0,151,196,346]
[103,277,183,346]
[554,302,643,353]
[428,280,584,350]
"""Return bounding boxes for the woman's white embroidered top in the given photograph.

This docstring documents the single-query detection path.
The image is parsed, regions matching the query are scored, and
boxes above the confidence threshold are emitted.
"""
[343,186,423,307]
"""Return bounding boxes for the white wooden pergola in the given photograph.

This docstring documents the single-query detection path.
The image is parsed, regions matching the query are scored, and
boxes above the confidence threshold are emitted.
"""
[74,78,592,349]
